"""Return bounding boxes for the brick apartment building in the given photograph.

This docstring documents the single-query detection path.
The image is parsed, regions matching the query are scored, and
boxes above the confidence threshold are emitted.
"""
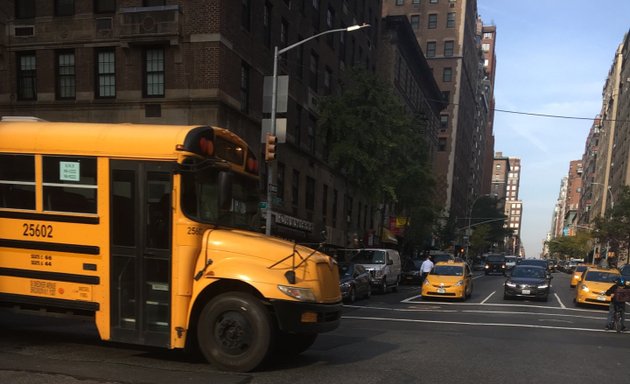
[382,0,495,225]
[0,0,391,247]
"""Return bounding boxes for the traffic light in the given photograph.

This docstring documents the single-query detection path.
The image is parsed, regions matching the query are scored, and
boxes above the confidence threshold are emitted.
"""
[265,133,277,161]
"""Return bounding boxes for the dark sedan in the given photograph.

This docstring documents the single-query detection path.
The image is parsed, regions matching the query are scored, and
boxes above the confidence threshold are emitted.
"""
[503,265,551,301]
[338,262,371,303]
[401,257,423,284]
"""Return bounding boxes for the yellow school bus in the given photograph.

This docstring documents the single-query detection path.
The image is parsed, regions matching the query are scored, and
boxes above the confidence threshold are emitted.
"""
[0,117,341,372]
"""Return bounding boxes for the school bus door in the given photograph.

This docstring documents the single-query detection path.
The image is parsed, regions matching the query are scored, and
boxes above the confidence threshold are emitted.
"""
[109,161,173,347]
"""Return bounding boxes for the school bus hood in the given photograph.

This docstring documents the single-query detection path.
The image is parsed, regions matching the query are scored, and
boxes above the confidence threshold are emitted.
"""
[197,229,341,303]
[203,229,331,264]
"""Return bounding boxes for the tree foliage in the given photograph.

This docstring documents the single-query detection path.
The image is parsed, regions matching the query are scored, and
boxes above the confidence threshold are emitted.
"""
[467,196,511,255]
[317,68,439,250]
[546,231,592,260]
[594,185,630,264]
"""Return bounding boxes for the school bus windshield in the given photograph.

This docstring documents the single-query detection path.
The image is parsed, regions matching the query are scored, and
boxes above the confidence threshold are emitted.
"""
[180,158,260,231]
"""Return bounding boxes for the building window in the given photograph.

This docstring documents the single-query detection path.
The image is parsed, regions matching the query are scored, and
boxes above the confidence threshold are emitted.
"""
[94,0,116,13]
[442,67,452,82]
[324,66,332,95]
[96,49,116,98]
[56,50,75,100]
[309,51,319,91]
[144,47,164,97]
[430,0,438,3]
[326,6,335,47]
[396,0,404,5]
[312,0,320,31]
[322,184,328,222]
[483,32,493,40]
[438,137,447,151]
[444,40,454,57]
[428,14,437,29]
[332,189,338,227]
[17,52,36,101]
[307,115,316,153]
[440,114,448,130]
[264,2,272,48]
[277,162,285,200]
[427,13,437,29]
[240,62,250,113]
[413,0,420,4]
[447,12,455,28]
[241,0,251,31]
[296,35,304,79]
[426,42,436,58]
[306,177,315,210]
[55,0,74,16]
[442,91,450,102]
[144,0,166,5]
[292,169,300,208]
[410,15,420,30]
[16,0,35,18]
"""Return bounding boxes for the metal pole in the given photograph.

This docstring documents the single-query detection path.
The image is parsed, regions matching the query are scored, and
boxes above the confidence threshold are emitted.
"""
[263,24,369,237]
[265,46,279,236]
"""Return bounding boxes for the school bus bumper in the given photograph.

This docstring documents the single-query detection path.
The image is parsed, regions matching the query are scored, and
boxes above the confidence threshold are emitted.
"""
[271,300,342,333]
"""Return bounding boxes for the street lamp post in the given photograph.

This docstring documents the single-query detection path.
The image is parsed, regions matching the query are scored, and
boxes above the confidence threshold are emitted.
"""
[465,194,497,259]
[264,23,370,236]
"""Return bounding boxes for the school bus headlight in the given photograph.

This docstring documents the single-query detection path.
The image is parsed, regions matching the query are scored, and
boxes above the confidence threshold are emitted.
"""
[277,285,316,302]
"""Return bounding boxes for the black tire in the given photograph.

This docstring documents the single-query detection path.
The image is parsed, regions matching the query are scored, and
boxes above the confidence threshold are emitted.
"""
[347,285,356,303]
[380,278,388,294]
[274,332,318,355]
[392,275,400,292]
[197,292,272,372]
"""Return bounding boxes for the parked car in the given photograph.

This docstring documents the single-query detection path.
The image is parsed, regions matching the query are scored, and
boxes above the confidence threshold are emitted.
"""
[484,254,506,275]
[503,265,551,301]
[338,262,371,303]
[401,257,423,284]
[421,260,473,301]
[575,266,620,307]
[351,248,402,293]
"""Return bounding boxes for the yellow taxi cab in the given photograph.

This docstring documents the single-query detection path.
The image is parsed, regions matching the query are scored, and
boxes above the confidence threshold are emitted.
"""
[421,260,473,300]
[570,263,596,288]
[575,266,621,307]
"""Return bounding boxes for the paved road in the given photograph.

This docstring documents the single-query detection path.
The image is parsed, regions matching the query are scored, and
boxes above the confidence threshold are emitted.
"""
[2,271,630,384]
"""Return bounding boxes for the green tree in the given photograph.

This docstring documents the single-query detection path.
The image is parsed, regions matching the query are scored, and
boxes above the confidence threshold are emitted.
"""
[317,68,439,250]
[546,231,592,260]
[594,185,630,264]
[467,196,511,255]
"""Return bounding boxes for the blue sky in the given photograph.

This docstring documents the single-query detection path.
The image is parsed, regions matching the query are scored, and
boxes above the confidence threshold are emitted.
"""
[477,0,630,257]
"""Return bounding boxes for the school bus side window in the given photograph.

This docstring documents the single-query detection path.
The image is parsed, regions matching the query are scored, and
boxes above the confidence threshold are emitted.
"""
[43,156,97,214]
[0,154,35,210]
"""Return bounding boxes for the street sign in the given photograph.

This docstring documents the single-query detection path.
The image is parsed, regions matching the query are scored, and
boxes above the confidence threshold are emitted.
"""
[263,75,288,113]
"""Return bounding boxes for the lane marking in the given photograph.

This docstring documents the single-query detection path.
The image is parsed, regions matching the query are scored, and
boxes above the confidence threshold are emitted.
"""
[342,315,609,333]
[555,293,566,309]
[481,291,495,304]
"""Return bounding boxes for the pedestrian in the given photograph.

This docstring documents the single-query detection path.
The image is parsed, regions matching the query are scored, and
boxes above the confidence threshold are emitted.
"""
[420,253,434,284]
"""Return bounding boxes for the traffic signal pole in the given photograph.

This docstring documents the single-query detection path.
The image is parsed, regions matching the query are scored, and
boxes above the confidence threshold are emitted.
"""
[264,24,370,237]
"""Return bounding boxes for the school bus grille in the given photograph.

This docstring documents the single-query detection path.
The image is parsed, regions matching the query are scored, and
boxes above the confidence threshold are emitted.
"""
[316,262,340,301]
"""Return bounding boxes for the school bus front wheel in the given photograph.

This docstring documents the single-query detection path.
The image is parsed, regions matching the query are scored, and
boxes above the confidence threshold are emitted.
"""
[197,292,273,372]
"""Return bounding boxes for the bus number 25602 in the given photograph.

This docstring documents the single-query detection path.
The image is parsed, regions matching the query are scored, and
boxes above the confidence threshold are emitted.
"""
[22,223,54,238]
